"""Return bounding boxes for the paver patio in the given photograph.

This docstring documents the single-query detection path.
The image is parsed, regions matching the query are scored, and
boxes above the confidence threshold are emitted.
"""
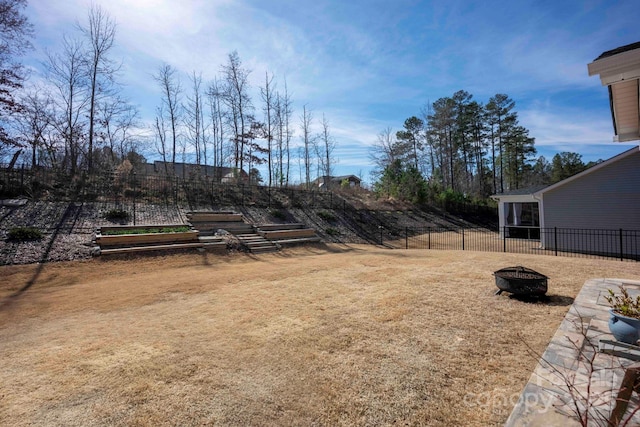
[505,278,640,426]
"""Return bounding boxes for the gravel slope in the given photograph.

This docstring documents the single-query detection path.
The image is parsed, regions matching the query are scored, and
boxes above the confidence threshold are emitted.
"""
[0,201,186,265]
[0,200,480,265]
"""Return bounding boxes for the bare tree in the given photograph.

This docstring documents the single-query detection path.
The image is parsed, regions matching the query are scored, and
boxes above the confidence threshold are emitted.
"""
[46,35,89,174]
[300,104,314,189]
[154,106,169,175]
[260,71,275,186]
[95,95,139,168]
[15,86,55,167]
[78,4,117,173]
[0,0,33,152]
[183,71,206,166]
[154,63,182,172]
[315,113,336,189]
[206,77,227,179]
[222,51,253,173]
[273,79,294,187]
[368,127,396,180]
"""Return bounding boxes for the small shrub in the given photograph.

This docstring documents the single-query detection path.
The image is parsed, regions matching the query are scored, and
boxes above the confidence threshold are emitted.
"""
[101,226,191,236]
[158,226,190,233]
[326,227,340,236]
[7,226,43,241]
[318,210,336,222]
[104,209,130,222]
[606,286,640,319]
[123,188,143,198]
[269,209,287,220]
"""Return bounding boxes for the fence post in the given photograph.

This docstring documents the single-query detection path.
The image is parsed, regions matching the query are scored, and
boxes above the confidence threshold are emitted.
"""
[379,226,383,246]
[173,176,178,206]
[462,228,465,251]
[503,227,506,253]
[133,172,137,225]
[428,227,431,250]
[620,229,624,261]
[405,227,408,249]
[554,227,558,256]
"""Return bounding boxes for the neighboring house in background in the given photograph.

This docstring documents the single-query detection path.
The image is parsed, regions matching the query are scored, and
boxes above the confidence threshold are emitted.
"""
[137,161,249,183]
[492,147,640,254]
[313,175,361,190]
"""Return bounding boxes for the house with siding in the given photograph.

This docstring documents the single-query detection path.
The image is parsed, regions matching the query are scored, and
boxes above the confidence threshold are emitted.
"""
[492,147,640,255]
[312,175,361,190]
[137,161,249,182]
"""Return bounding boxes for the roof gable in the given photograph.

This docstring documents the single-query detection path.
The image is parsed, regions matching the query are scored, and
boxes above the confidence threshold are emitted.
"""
[534,146,639,196]
[492,147,640,200]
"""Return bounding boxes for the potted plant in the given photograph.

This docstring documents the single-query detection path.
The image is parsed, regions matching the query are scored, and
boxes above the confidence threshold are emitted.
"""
[605,286,640,345]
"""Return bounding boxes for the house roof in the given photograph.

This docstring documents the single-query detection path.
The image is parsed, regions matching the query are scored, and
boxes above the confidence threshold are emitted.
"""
[594,41,640,61]
[333,175,361,181]
[492,147,640,200]
[587,41,640,142]
[493,185,548,197]
[137,161,248,178]
[313,175,361,183]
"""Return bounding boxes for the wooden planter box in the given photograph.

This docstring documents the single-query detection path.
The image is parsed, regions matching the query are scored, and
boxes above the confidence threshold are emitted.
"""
[96,225,199,248]
[260,229,317,240]
[187,213,243,223]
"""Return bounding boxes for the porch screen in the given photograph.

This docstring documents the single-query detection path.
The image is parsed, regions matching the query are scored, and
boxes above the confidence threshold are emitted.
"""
[506,202,539,227]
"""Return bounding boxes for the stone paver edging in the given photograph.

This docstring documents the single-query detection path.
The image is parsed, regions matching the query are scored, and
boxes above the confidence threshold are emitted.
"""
[505,278,640,427]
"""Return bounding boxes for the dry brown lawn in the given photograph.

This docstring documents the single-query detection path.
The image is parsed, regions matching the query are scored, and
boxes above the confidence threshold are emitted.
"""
[0,244,638,426]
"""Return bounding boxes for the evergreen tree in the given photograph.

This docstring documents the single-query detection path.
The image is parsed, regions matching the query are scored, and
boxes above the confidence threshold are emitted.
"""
[395,116,424,172]
[550,152,587,183]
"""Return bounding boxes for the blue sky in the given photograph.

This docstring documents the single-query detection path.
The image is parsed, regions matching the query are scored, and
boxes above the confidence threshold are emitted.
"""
[24,0,639,184]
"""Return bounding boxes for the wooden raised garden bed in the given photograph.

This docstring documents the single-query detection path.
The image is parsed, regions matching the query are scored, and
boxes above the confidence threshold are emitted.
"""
[96,224,199,248]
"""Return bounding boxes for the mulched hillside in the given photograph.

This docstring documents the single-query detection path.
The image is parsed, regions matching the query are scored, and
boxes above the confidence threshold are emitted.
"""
[0,195,494,265]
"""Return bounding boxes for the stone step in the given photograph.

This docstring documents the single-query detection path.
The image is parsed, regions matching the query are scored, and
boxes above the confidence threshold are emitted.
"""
[275,236,323,245]
[256,223,306,231]
[247,243,277,250]
[241,239,271,247]
[237,235,265,241]
[192,223,254,235]
[250,246,279,254]
[199,236,224,243]
[236,233,279,254]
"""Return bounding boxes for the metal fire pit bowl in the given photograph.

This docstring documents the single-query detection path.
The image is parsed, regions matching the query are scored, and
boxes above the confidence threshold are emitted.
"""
[494,266,548,297]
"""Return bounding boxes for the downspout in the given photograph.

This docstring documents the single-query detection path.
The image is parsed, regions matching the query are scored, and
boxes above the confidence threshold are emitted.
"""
[533,192,544,249]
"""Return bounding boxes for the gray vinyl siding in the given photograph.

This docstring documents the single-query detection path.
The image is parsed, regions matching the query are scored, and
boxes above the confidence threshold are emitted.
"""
[541,150,640,254]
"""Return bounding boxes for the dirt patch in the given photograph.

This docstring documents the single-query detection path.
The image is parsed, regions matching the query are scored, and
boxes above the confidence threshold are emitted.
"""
[1,245,638,426]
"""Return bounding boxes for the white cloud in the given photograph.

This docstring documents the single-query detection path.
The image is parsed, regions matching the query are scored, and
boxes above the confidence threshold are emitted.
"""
[520,107,613,147]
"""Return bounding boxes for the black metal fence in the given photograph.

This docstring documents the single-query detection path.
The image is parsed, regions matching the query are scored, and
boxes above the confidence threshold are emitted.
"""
[381,226,640,261]
[0,166,496,215]
[5,166,635,261]
[0,166,359,210]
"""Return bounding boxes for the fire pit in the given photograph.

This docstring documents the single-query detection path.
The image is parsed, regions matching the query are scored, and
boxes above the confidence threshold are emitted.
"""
[494,266,548,297]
